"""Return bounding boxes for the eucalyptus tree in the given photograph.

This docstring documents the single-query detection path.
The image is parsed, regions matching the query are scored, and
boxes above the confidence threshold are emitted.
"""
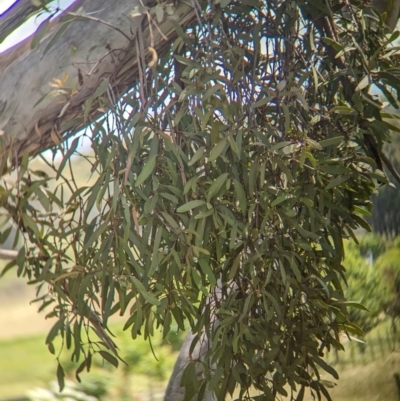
[1,1,400,401]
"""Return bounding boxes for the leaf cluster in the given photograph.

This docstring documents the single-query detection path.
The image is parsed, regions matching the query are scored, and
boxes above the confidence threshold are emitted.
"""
[1,0,400,400]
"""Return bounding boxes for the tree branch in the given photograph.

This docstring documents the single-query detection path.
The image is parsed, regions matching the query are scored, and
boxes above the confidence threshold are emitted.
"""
[0,0,197,173]
[0,0,54,43]
[0,249,17,260]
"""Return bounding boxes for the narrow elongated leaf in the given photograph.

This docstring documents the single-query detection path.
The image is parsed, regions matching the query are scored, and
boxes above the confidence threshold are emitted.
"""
[131,277,160,306]
[209,139,227,162]
[338,301,370,312]
[313,355,339,380]
[57,363,65,392]
[160,211,179,229]
[207,173,229,201]
[135,155,157,187]
[233,179,247,216]
[330,106,357,115]
[177,200,206,213]
[271,194,292,207]
[325,174,351,190]
[251,96,274,108]
[271,141,292,151]
[99,351,119,368]
[188,147,205,166]
[203,84,223,102]
[318,136,344,148]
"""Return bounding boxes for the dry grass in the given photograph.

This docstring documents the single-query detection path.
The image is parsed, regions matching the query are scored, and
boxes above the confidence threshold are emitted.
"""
[324,353,400,401]
[0,275,54,340]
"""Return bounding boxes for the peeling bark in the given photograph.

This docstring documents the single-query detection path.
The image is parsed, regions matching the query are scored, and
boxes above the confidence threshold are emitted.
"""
[0,0,196,170]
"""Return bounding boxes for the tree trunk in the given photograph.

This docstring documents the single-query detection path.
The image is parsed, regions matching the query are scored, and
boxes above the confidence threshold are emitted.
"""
[0,0,196,170]
[164,332,216,401]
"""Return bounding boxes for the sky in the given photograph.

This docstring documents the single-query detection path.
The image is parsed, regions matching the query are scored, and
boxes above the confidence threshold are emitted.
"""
[0,0,75,52]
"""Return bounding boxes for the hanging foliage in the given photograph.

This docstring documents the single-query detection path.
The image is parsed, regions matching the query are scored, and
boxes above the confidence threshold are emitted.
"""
[1,0,400,400]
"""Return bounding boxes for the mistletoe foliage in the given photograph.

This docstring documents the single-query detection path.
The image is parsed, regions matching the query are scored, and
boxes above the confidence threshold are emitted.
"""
[1,0,399,400]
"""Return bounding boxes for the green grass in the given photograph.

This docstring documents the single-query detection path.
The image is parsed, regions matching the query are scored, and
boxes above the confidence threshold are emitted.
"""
[0,320,182,401]
[0,334,57,399]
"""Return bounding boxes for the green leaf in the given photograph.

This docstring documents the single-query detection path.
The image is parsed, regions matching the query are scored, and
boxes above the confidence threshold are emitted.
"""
[198,258,216,285]
[295,223,319,239]
[305,138,322,150]
[46,319,63,344]
[99,351,119,368]
[271,141,292,152]
[177,200,206,213]
[155,4,164,22]
[343,322,364,337]
[93,78,110,99]
[325,174,351,190]
[282,103,290,133]
[207,173,229,201]
[300,197,314,208]
[228,134,240,156]
[209,139,227,162]
[351,213,372,232]
[203,84,223,102]
[82,220,109,252]
[57,137,80,180]
[330,106,357,116]
[271,194,292,207]
[160,192,178,203]
[296,386,305,401]
[194,209,214,220]
[313,355,339,380]
[208,366,224,391]
[22,214,40,238]
[135,155,157,187]
[131,277,160,306]
[321,37,343,52]
[35,187,50,212]
[339,301,369,312]
[251,96,274,108]
[233,179,247,216]
[355,75,371,91]
[318,136,344,148]
[188,147,205,166]
[47,342,55,355]
[160,211,180,229]
[57,363,65,392]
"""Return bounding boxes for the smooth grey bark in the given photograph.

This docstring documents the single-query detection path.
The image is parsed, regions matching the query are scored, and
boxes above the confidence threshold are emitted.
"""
[0,0,196,169]
[164,282,227,401]
[164,332,216,401]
